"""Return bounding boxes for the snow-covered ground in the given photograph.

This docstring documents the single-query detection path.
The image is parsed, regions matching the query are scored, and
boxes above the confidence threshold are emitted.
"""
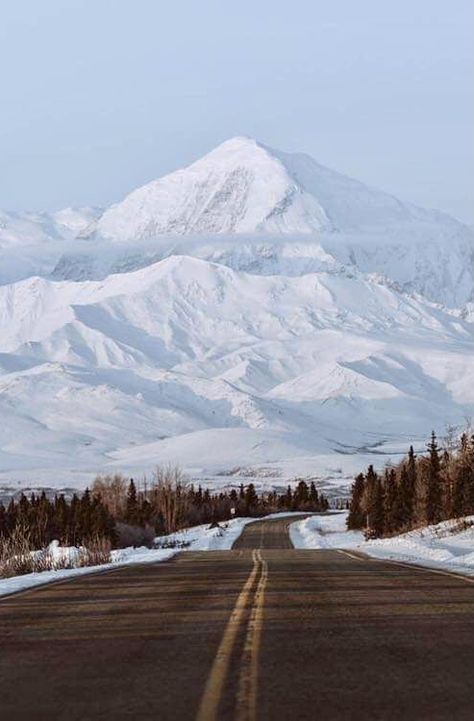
[0,514,267,599]
[290,512,474,578]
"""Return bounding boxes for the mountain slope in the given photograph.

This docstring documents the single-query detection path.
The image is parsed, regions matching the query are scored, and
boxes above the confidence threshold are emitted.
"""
[1,137,471,308]
[96,137,330,239]
[96,136,465,240]
[0,256,472,486]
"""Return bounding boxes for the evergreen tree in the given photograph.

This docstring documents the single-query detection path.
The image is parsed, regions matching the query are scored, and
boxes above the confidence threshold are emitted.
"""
[126,479,139,525]
[365,466,384,537]
[383,469,398,535]
[347,474,365,530]
[244,483,258,515]
[397,464,413,529]
[426,431,442,524]
[54,494,69,544]
[80,488,92,539]
[229,488,238,512]
[295,480,309,507]
[70,494,83,545]
[309,482,319,509]
[0,503,6,537]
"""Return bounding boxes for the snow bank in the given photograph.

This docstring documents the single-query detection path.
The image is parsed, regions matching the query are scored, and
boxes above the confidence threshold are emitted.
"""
[0,513,294,599]
[0,546,177,600]
[2,511,472,600]
[290,511,364,550]
[290,512,474,578]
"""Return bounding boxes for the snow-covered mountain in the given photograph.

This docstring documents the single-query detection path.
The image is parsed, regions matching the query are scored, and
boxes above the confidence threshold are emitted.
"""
[0,138,472,489]
[96,137,464,239]
[0,207,101,249]
[0,256,472,488]
[1,137,471,308]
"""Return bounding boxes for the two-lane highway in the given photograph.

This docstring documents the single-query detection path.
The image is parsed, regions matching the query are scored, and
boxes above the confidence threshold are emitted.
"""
[0,516,473,720]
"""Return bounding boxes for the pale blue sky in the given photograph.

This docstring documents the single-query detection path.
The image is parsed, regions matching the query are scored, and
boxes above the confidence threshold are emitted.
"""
[1,0,472,222]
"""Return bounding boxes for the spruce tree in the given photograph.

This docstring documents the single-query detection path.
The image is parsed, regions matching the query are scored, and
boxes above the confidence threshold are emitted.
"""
[295,480,309,508]
[383,469,398,535]
[347,473,365,529]
[126,479,139,525]
[244,483,258,515]
[309,482,319,510]
[426,431,442,524]
[365,466,384,537]
[397,464,413,529]
[407,445,417,500]
[80,488,92,539]
[284,485,293,509]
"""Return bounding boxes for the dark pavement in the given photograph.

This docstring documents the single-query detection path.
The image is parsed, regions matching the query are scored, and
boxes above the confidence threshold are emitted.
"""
[0,516,473,720]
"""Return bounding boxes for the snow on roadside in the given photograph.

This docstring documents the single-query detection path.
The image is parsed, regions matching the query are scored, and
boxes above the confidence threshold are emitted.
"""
[0,547,177,600]
[161,511,308,551]
[8,510,472,601]
[290,511,364,550]
[290,511,474,578]
[157,516,255,551]
[0,513,300,599]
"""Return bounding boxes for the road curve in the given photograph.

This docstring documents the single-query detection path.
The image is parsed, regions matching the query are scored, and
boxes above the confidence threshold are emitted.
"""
[232,515,302,549]
[0,516,473,720]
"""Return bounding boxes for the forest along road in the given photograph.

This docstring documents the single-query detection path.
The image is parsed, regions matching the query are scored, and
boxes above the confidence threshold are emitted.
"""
[0,517,473,721]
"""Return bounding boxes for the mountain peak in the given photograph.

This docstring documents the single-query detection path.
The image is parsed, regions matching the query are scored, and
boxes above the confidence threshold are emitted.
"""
[95,137,464,243]
[97,136,330,241]
[210,135,260,150]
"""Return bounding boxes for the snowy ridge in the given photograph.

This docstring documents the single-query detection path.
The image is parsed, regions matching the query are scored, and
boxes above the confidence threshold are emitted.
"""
[0,255,472,485]
[0,207,101,249]
[47,230,472,308]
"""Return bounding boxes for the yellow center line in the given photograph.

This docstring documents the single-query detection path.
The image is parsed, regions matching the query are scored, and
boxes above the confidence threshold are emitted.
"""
[195,549,261,721]
[235,548,268,721]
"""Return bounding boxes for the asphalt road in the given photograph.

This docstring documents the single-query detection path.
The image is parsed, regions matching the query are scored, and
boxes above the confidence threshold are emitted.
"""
[0,517,473,720]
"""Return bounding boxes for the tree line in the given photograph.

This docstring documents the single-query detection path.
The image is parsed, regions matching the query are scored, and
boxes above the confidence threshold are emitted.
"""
[0,490,116,549]
[0,466,328,550]
[347,431,474,538]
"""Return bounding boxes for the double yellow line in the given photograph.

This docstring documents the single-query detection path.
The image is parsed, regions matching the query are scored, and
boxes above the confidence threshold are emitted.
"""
[196,549,268,721]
